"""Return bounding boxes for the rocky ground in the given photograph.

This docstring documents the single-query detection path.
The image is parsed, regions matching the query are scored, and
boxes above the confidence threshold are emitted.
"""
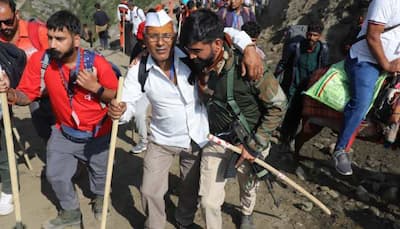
[0,35,398,228]
[2,0,400,228]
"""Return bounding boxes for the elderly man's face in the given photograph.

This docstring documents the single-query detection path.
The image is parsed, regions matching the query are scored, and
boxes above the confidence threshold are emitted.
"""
[144,22,175,64]
[0,2,18,41]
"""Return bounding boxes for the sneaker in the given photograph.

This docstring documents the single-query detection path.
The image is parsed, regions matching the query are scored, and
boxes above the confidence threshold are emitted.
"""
[91,195,109,221]
[240,214,255,229]
[0,192,14,215]
[333,149,353,176]
[42,208,82,229]
[130,141,147,154]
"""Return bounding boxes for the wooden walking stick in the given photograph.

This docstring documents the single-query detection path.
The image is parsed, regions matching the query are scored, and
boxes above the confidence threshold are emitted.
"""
[177,11,183,40]
[207,134,332,216]
[100,76,125,229]
[0,70,25,228]
[122,13,126,54]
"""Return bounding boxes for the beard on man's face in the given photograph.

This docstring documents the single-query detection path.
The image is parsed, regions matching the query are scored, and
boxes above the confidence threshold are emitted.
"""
[0,26,17,40]
[48,46,75,62]
[191,53,215,74]
[306,39,318,49]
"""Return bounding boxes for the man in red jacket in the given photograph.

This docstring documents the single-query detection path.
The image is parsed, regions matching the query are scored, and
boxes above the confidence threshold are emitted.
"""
[0,10,118,228]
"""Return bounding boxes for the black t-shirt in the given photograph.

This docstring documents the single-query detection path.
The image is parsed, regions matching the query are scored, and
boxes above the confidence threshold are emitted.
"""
[93,10,109,26]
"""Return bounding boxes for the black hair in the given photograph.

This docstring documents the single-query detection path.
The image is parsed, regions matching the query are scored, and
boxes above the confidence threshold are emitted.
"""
[147,8,156,13]
[307,21,324,34]
[47,10,81,35]
[179,9,224,47]
[187,0,195,10]
[196,1,202,8]
[0,0,16,12]
[94,3,101,9]
[241,21,261,39]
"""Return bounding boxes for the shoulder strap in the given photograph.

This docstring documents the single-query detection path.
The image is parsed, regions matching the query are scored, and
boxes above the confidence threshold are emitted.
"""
[353,23,400,45]
[82,49,109,109]
[40,51,50,94]
[242,7,250,22]
[226,56,252,133]
[83,49,96,71]
[138,55,149,92]
[28,19,44,50]
[222,7,227,21]
[293,42,301,65]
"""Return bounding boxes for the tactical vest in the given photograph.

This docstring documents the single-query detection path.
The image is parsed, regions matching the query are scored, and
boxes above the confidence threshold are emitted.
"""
[206,49,262,135]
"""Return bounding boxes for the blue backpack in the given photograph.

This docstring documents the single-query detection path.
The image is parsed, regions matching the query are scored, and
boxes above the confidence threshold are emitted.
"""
[39,49,121,94]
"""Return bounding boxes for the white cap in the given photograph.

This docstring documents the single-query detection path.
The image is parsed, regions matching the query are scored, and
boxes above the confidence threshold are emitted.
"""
[145,10,172,27]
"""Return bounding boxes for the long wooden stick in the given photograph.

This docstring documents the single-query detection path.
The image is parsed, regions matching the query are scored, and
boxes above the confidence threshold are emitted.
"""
[1,93,24,226]
[100,77,125,229]
[207,134,332,215]
[177,12,183,40]
[122,15,126,54]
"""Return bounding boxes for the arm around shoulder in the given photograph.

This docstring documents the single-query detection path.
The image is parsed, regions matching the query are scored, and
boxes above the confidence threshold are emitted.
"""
[254,74,287,147]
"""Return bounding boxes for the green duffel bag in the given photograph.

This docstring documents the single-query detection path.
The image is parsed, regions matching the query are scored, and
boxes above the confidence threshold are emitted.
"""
[304,60,386,112]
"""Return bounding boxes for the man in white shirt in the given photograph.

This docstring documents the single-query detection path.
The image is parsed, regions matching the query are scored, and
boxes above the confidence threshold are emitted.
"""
[109,10,208,229]
[130,1,146,37]
[333,0,400,175]
[108,9,262,229]
[121,0,145,56]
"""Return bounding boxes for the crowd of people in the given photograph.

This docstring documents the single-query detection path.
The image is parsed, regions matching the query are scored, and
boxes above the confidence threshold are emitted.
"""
[0,0,398,228]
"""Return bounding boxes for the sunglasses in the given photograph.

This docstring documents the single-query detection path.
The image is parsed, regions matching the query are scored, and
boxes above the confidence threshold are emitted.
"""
[0,14,16,26]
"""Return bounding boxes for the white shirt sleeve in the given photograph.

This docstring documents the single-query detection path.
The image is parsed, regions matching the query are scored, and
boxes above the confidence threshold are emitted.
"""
[223,27,253,52]
[138,8,146,22]
[119,64,145,124]
[366,0,393,25]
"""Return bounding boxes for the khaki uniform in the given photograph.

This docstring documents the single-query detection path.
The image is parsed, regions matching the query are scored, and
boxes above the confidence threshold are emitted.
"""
[199,46,287,229]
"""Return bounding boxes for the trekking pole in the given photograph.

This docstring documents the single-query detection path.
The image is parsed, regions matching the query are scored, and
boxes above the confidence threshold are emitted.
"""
[0,69,25,228]
[177,12,183,40]
[207,134,332,216]
[122,14,126,54]
[100,76,125,229]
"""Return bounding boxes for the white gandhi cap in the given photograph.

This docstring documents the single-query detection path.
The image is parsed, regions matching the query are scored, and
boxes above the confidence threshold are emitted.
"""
[145,10,172,27]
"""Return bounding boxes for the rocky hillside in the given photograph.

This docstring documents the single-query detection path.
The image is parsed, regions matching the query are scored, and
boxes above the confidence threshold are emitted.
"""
[15,0,161,25]
[15,0,370,67]
[258,0,370,67]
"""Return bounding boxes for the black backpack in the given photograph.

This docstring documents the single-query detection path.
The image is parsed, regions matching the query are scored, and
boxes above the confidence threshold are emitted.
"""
[138,55,149,92]
[0,42,27,88]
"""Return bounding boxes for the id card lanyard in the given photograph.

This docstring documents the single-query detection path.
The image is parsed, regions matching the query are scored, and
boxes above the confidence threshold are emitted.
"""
[169,59,175,83]
[57,48,82,126]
